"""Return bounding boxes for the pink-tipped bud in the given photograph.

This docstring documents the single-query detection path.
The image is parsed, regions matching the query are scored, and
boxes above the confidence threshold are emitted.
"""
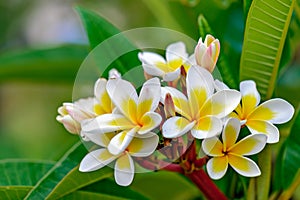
[194,34,220,73]
[164,93,176,118]
[56,105,81,134]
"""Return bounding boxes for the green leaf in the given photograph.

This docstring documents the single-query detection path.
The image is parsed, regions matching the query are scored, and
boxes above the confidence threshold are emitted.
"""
[0,159,55,186]
[0,45,89,82]
[82,178,149,200]
[75,6,140,77]
[239,0,295,100]
[0,186,32,200]
[24,141,87,199]
[198,14,239,89]
[61,190,128,200]
[281,109,300,189]
[46,166,113,200]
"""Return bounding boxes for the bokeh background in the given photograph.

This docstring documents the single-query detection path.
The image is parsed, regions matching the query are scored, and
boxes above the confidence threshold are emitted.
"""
[0,0,299,199]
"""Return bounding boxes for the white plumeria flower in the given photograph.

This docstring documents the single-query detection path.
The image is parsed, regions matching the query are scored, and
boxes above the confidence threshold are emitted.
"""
[202,118,267,180]
[161,66,241,139]
[194,34,220,72]
[82,77,162,155]
[138,42,195,82]
[57,78,115,136]
[226,80,294,143]
[79,132,159,186]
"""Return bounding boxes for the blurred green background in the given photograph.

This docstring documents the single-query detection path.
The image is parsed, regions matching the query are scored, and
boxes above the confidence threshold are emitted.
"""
[0,0,299,199]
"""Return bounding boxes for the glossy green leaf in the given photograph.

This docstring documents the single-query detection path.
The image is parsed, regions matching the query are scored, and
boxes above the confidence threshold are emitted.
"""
[198,14,239,89]
[240,0,295,100]
[61,190,128,200]
[24,141,87,199]
[75,7,140,76]
[82,178,149,200]
[46,166,113,200]
[0,45,89,82]
[0,186,32,200]
[0,159,55,186]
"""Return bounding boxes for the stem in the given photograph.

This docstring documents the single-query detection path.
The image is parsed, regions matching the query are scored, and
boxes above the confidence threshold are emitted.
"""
[186,169,227,200]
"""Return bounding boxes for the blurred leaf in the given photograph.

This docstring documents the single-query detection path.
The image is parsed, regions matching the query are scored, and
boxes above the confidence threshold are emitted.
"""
[75,6,140,77]
[281,110,300,189]
[0,186,32,200]
[24,141,87,199]
[61,190,128,200]
[0,45,89,82]
[198,14,239,89]
[239,0,295,100]
[82,178,149,200]
[0,159,55,186]
[243,0,253,19]
[46,166,113,200]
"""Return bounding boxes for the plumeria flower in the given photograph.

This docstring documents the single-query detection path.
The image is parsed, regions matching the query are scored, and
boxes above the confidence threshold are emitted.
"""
[138,42,195,82]
[82,77,162,155]
[56,78,115,135]
[161,66,241,139]
[194,34,220,72]
[79,132,159,186]
[216,80,294,143]
[202,118,267,179]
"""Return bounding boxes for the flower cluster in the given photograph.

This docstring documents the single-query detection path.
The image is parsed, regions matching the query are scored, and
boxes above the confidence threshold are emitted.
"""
[57,34,294,186]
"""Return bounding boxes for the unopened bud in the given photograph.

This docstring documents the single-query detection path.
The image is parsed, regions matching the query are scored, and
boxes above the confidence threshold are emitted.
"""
[164,93,176,118]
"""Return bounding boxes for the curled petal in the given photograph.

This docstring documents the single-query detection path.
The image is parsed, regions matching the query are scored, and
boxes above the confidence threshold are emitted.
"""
[162,116,195,138]
[202,137,224,156]
[79,149,117,172]
[248,98,294,124]
[191,116,222,139]
[206,157,228,180]
[83,132,116,147]
[138,112,162,135]
[56,115,80,134]
[228,154,261,177]
[214,79,230,92]
[114,153,135,186]
[107,78,138,121]
[240,80,261,114]
[229,134,267,156]
[128,132,159,157]
[163,68,181,82]
[222,118,241,150]
[138,52,166,76]
[246,120,279,143]
[200,90,241,118]
[108,128,138,155]
[166,41,188,62]
[81,114,134,134]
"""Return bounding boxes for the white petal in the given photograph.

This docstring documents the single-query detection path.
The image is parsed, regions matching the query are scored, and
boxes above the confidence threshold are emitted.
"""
[222,118,241,149]
[229,134,267,156]
[79,149,116,172]
[248,98,294,124]
[186,53,197,66]
[129,132,159,157]
[162,116,195,138]
[137,78,161,118]
[200,90,241,118]
[83,132,116,147]
[240,80,260,106]
[108,128,137,155]
[214,79,229,92]
[56,115,80,134]
[138,111,162,135]
[206,157,228,180]
[202,137,224,156]
[246,120,280,143]
[191,116,222,139]
[163,68,181,82]
[108,68,122,79]
[94,78,107,100]
[106,78,138,121]
[138,52,166,76]
[81,114,134,134]
[228,154,261,177]
[114,153,135,186]
[166,41,188,62]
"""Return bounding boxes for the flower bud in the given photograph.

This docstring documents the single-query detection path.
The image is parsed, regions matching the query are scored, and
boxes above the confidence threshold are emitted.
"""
[164,93,176,118]
[194,34,220,72]
[56,105,81,134]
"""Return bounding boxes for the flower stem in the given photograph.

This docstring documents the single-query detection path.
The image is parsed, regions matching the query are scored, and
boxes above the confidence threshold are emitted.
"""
[186,169,227,200]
